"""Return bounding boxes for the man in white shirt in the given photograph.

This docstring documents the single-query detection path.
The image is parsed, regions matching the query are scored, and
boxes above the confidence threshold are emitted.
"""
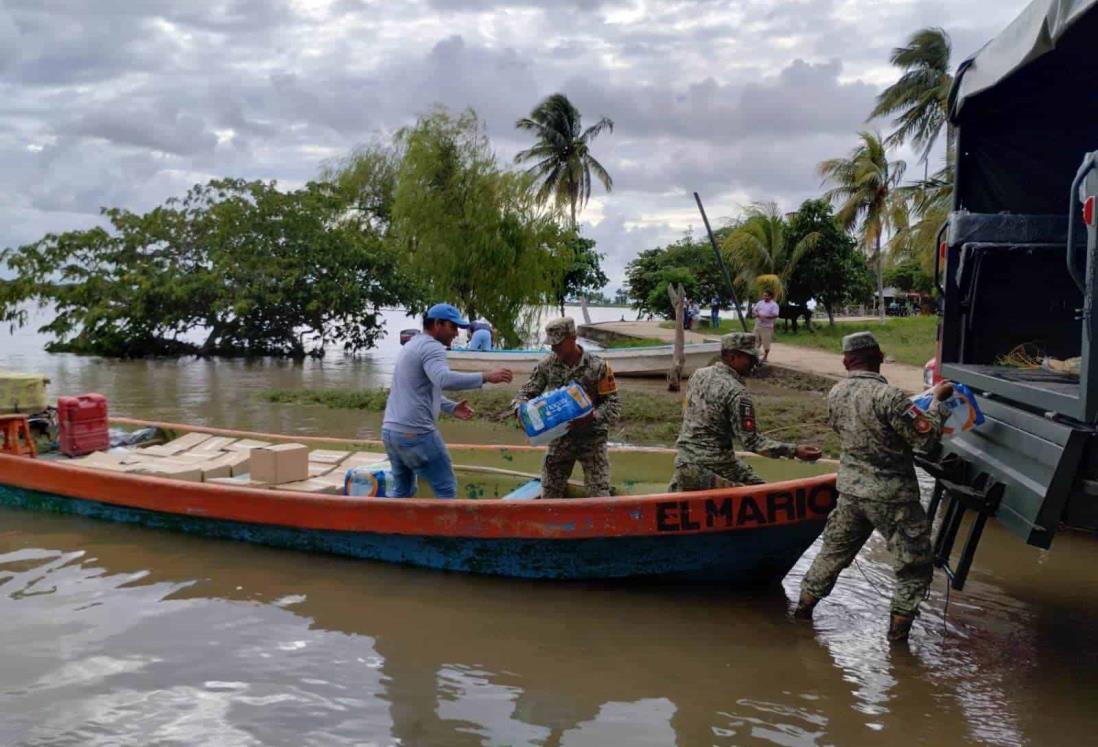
[752,289,780,363]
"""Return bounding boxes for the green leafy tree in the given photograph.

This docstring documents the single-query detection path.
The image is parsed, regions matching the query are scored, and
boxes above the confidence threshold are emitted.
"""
[514,93,614,228]
[884,257,934,295]
[0,179,416,357]
[818,131,906,322]
[624,233,730,319]
[390,108,570,346]
[785,199,874,324]
[558,236,609,314]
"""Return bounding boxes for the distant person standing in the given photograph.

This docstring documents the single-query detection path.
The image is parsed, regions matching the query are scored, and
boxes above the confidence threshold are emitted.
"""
[467,320,493,351]
[382,303,512,498]
[689,300,700,330]
[752,289,780,363]
[710,296,721,329]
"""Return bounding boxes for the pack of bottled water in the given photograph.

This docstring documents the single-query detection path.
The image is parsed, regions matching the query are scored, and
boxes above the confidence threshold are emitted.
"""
[911,382,986,437]
[517,382,594,446]
[345,465,394,497]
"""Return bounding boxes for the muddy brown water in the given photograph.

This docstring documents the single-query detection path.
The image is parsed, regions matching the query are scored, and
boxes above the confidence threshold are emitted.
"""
[3,308,1098,745]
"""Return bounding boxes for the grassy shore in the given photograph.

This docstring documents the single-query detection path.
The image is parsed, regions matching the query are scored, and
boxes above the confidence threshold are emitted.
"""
[262,365,840,455]
[602,336,668,349]
[663,315,937,367]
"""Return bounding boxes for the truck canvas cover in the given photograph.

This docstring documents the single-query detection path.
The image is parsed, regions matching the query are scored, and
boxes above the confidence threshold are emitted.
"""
[950,0,1098,214]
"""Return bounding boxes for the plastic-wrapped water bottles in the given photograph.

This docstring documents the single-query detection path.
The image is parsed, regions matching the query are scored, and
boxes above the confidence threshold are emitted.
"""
[911,382,986,437]
[517,382,594,446]
[345,465,394,497]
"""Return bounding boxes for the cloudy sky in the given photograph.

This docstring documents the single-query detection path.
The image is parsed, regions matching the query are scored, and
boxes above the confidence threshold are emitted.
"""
[0,0,1030,289]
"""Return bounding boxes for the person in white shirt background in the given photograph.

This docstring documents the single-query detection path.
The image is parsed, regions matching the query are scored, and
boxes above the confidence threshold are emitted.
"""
[751,289,780,363]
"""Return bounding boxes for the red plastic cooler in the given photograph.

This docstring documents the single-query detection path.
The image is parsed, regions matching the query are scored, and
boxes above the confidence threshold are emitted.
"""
[58,394,110,457]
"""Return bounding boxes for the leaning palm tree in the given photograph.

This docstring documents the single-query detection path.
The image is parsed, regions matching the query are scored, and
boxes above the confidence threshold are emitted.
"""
[722,202,819,301]
[818,132,906,322]
[870,27,954,167]
[514,93,614,228]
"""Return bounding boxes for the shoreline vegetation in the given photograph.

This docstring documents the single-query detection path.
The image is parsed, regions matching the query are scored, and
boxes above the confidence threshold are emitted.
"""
[662,315,936,367]
[262,365,841,455]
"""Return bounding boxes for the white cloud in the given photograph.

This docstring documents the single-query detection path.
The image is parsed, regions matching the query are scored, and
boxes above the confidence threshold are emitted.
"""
[0,0,1033,288]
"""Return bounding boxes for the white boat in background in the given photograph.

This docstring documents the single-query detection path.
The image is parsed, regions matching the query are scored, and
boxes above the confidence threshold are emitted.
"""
[446,342,721,377]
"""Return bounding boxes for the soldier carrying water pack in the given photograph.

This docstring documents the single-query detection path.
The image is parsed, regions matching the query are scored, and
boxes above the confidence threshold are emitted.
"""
[512,317,621,498]
[796,331,952,643]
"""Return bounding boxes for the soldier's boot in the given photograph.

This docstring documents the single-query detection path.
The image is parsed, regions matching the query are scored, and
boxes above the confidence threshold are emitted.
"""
[887,613,915,643]
[793,591,818,620]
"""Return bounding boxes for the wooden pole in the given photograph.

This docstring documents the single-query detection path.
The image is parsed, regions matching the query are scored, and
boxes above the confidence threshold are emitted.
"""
[667,282,686,391]
[694,191,748,332]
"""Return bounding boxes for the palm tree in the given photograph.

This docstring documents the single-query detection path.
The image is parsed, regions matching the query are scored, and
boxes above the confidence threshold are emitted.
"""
[870,27,954,166]
[514,93,614,228]
[818,132,906,322]
[722,202,819,302]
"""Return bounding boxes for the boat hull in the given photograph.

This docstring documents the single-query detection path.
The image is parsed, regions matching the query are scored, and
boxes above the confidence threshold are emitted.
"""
[0,484,824,581]
[447,343,720,377]
[0,420,836,583]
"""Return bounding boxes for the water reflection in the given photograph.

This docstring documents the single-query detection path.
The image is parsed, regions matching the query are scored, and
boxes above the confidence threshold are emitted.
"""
[4,309,1098,744]
[2,506,1096,745]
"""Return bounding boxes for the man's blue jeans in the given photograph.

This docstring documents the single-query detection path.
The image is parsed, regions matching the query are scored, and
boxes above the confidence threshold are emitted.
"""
[381,428,458,498]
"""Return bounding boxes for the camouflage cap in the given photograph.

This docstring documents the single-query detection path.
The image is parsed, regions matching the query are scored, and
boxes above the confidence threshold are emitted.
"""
[544,316,577,345]
[721,332,759,359]
[841,331,880,353]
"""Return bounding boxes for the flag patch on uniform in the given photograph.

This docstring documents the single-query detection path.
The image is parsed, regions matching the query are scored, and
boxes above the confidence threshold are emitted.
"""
[904,404,932,434]
[598,364,618,396]
[739,401,756,432]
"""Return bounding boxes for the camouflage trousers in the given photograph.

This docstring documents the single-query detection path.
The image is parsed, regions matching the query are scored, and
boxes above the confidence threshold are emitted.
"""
[666,457,764,492]
[542,436,611,499]
[800,493,933,616]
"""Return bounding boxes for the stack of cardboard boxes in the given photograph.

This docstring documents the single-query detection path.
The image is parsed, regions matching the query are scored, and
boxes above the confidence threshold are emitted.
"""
[71,432,389,495]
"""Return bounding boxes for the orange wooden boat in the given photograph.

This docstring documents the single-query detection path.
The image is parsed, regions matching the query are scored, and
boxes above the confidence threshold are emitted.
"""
[0,418,837,582]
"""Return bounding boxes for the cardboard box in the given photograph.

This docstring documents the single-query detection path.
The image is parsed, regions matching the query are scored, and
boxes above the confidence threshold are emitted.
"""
[195,451,251,481]
[138,432,211,457]
[315,467,350,490]
[249,443,308,484]
[308,462,334,478]
[216,450,251,476]
[308,449,350,465]
[71,452,141,473]
[274,478,342,495]
[342,451,389,468]
[160,451,216,464]
[207,475,271,489]
[190,436,238,454]
[136,444,184,458]
[131,460,203,482]
[227,439,271,452]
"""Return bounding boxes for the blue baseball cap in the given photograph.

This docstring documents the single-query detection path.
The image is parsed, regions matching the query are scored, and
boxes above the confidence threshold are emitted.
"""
[425,303,469,328]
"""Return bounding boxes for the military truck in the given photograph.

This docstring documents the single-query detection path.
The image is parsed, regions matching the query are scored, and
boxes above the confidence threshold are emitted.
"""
[926,0,1098,589]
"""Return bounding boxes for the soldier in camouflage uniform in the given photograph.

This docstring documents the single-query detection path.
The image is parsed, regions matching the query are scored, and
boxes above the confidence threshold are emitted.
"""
[513,317,621,498]
[668,332,821,492]
[797,331,951,643]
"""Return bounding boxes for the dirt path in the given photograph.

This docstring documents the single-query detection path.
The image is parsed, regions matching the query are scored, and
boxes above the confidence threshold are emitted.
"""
[580,320,927,393]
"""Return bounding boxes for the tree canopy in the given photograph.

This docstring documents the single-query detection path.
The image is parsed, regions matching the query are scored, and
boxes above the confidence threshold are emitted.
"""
[388,108,571,347]
[557,236,609,314]
[785,199,874,323]
[0,179,416,358]
[624,232,732,319]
